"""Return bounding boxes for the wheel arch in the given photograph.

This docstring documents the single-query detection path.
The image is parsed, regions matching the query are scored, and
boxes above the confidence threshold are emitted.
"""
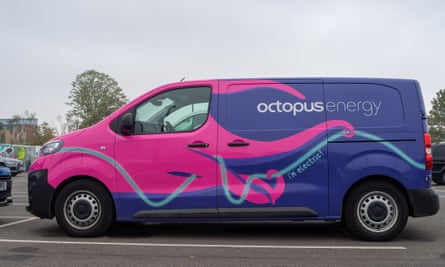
[341,175,413,219]
[51,175,116,221]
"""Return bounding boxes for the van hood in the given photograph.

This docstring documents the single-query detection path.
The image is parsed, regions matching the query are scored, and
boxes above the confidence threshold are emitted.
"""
[52,128,87,144]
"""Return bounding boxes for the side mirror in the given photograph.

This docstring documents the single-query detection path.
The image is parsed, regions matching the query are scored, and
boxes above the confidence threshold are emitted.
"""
[119,113,134,135]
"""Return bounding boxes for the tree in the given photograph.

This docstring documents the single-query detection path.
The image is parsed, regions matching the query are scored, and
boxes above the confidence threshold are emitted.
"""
[0,122,4,143]
[28,122,56,145]
[9,111,37,144]
[66,70,128,131]
[428,89,445,143]
[50,114,69,136]
[6,111,55,145]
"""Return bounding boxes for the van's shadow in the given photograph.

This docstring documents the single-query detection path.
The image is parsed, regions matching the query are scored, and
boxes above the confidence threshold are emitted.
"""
[106,221,351,240]
[33,220,434,242]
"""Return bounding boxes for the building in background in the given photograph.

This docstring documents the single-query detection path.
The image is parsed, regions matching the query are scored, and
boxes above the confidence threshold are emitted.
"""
[0,118,38,144]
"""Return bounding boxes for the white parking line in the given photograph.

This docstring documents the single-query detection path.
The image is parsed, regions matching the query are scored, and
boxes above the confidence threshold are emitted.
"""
[0,216,33,219]
[0,217,38,228]
[11,203,28,206]
[0,239,406,250]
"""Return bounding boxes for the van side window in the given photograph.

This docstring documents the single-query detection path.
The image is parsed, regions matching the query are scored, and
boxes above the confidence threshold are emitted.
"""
[134,87,211,134]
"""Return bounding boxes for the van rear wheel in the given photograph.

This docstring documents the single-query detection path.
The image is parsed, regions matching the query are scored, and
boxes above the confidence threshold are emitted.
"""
[343,181,408,241]
[55,179,114,237]
[439,172,445,185]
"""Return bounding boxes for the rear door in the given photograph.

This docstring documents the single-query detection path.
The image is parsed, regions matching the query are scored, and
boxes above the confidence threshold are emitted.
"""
[215,79,331,218]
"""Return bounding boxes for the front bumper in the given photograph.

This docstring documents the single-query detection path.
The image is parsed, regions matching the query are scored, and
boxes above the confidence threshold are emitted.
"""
[27,169,55,218]
[0,168,12,206]
[408,187,440,217]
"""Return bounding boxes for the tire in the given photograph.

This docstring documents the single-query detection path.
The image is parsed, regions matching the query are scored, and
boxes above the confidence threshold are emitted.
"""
[343,181,408,241]
[439,172,445,185]
[55,179,114,237]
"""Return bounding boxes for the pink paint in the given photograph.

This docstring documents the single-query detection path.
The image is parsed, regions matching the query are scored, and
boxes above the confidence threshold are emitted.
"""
[219,80,306,99]
[216,116,354,159]
[30,79,354,207]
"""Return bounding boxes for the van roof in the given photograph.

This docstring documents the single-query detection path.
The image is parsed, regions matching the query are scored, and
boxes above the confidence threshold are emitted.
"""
[218,77,417,83]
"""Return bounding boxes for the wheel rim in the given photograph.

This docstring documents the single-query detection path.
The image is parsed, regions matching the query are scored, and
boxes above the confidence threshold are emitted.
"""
[356,191,398,233]
[63,190,101,230]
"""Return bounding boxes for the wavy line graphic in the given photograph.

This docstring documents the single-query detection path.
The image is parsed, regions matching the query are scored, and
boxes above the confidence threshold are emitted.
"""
[215,130,351,205]
[59,129,425,208]
[354,131,424,170]
[61,147,198,207]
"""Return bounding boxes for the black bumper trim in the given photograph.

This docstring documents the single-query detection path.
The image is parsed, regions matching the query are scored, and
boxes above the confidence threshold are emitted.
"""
[133,207,317,219]
[218,207,317,218]
[27,169,55,219]
[134,208,218,219]
[407,187,440,217]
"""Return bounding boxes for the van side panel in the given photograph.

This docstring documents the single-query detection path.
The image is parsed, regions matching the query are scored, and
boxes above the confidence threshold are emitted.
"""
[324,80,429,216]
[112,83,219,220]
[41,125,118,192]
[216,80,332,217]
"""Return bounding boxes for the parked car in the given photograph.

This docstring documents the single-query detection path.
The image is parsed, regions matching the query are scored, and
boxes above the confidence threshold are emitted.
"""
[0,167,12,206]
[0,150,24,177]
[432,142,445,184]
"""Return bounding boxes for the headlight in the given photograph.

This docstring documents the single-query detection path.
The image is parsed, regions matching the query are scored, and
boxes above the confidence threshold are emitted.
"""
[40,140,64,155]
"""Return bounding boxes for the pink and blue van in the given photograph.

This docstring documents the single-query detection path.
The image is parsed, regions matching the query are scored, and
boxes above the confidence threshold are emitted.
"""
[27,78,439,240]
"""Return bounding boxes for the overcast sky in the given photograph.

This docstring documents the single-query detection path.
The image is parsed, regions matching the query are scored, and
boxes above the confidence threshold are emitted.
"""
[1,0,444,127]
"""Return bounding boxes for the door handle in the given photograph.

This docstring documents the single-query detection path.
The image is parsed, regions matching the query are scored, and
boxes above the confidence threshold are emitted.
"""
[188,142,209,148]
[227,141,250,147]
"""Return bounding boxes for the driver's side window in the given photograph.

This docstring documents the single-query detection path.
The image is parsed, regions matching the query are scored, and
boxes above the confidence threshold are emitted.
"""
[134,86,211,134]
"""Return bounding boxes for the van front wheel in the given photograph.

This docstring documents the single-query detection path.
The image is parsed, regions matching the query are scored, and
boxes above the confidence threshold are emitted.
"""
[55,180,114,237]
[343,181,408,241]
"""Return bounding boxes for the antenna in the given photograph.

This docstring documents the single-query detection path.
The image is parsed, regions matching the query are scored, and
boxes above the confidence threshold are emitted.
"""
[180,77,185,82]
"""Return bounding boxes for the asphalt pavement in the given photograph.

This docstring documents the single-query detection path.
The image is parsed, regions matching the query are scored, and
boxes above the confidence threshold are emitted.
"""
[1,172,445,266]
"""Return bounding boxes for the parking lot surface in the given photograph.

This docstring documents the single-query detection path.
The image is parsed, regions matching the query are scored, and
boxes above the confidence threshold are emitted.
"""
[1,173,445,266]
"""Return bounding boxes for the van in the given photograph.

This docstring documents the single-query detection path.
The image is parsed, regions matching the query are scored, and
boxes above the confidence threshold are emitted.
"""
[27,78,439,241]
[432,142,445,184]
